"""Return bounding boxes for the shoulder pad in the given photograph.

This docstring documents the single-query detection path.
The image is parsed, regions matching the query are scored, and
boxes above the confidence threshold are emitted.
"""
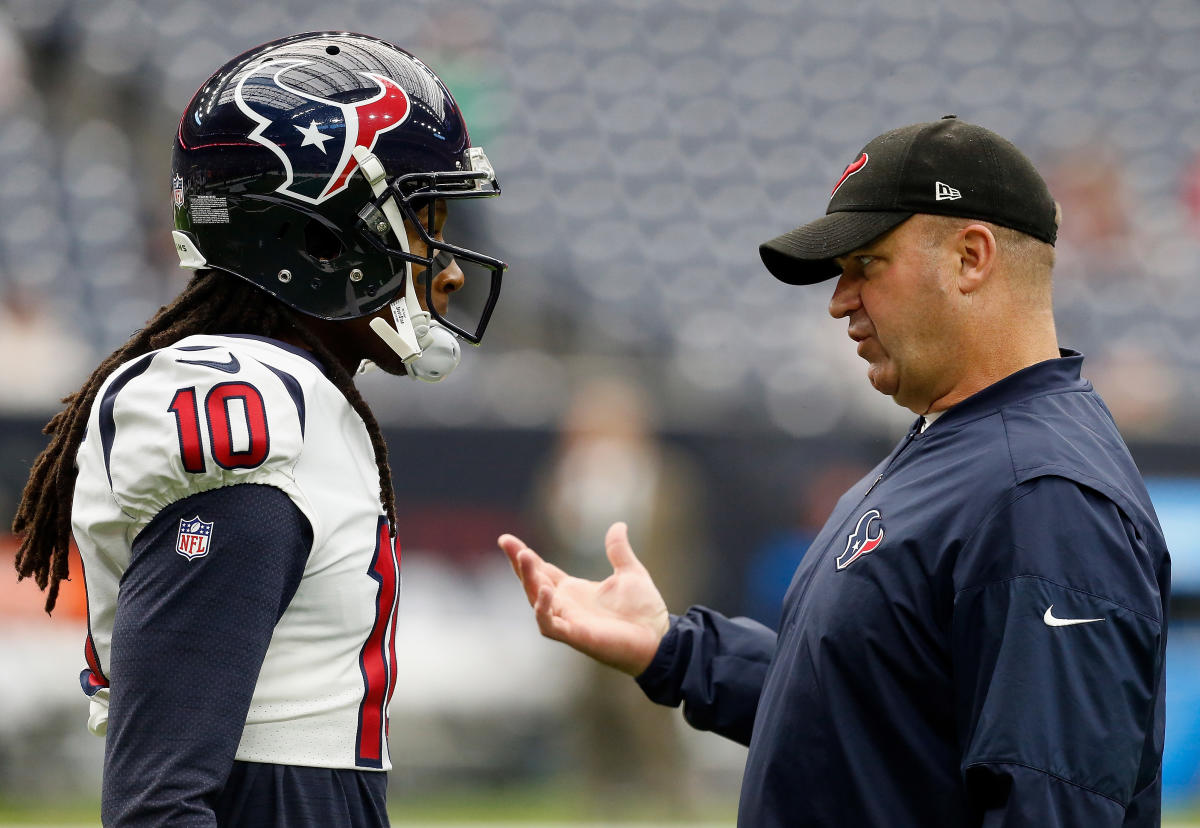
[97,337,317,525]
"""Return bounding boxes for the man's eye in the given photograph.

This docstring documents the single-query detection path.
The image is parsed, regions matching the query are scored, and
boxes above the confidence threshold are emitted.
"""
[857,255,875,267]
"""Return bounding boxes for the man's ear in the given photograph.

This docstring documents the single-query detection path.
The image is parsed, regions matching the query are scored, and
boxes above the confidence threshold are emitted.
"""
[956,223,997,295]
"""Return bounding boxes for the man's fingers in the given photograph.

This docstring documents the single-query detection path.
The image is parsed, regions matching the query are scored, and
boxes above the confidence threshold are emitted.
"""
[604,521,643,572]
[516,548,568,585]
[501,534,588,645]
[498,533,528,564]
[498,533,529,582]
[510,549,573,610]
[514,550,549,606]
[500,535,570,584]
[533,584,570,642]
[534,583,553,617]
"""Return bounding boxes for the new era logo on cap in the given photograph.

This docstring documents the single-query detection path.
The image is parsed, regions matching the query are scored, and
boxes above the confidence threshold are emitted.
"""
[935,181,961,201]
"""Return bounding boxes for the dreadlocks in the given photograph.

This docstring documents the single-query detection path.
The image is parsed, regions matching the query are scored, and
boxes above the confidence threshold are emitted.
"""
[12,270,397,613]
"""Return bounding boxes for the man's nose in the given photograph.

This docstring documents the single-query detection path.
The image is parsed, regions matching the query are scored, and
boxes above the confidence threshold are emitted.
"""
[828,271,860,319]
[431,252,464,295]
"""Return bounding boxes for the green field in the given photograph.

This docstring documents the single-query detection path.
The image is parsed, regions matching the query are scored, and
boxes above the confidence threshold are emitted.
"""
[0,785,739,826]
[1,792,1197,827]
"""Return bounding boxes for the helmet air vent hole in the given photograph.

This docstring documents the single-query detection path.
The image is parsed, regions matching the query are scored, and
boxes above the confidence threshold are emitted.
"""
[276,221,290,240]
[326,45,340,55]
[304,219,342,261]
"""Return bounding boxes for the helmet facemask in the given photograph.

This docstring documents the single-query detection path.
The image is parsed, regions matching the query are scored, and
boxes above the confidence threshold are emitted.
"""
[356,145,505,345]
[351,145,503,382]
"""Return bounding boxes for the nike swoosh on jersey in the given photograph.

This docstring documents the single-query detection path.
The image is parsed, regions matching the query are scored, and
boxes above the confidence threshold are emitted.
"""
[177,354,241,374]
[1043,605,1105,627]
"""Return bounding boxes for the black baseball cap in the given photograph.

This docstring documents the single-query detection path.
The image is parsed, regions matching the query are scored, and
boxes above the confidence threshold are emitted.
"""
[759,116,1059,285]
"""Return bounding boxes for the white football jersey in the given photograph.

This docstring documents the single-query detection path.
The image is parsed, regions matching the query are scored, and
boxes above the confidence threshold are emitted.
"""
[72,334,399,770]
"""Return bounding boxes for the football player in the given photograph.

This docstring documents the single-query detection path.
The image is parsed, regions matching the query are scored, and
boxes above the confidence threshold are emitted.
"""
[12,32,505,825]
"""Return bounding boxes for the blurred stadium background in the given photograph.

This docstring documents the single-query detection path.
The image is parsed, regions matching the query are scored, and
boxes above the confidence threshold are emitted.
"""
[2,0,1200,823]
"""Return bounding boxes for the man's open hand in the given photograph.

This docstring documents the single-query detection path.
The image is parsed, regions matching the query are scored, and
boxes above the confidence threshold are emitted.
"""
[498,522,670,676]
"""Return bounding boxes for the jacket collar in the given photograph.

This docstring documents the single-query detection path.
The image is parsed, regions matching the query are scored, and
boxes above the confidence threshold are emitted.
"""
[918,349,1089,434]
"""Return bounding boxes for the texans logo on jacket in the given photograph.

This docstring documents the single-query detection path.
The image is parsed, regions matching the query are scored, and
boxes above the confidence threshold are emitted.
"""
[836,509,884,570]
[234,58,411,205]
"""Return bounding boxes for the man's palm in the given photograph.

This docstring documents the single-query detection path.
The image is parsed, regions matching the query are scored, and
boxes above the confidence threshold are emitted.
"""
[499,522,669,676]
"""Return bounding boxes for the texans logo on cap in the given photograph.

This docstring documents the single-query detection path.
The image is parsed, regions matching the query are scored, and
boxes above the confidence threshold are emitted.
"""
[831,152,868,196]
[234,58,411,205]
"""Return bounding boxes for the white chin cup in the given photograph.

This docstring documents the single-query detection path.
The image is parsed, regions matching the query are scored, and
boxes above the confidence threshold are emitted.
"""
[351,149,461,383]
[407,323,461,382]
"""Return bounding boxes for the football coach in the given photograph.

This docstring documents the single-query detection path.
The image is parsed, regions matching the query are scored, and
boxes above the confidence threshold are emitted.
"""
[501,116,1170,827]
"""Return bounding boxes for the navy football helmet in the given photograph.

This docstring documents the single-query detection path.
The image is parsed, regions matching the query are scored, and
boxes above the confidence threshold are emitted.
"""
[172,32,505,366]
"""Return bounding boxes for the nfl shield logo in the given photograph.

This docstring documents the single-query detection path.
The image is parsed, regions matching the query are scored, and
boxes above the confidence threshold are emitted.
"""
[172,174,185,208]
[176,516,214,560]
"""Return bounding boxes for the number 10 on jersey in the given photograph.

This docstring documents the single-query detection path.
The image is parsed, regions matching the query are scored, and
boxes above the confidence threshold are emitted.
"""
[169,382,270,472]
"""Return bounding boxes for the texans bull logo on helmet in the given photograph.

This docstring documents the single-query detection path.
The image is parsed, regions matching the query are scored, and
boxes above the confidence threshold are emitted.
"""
[234,58,411,205]
[836,509,884,570]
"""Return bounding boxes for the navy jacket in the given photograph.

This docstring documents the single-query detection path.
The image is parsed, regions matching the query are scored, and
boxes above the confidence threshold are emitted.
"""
[639,352,1169,827]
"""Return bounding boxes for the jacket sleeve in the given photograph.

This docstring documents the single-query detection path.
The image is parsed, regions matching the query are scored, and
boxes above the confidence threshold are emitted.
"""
[635,606,776,745]
[101,483,312,827]
[952,476,1166,827]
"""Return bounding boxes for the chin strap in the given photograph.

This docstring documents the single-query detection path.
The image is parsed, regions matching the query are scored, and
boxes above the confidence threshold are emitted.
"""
[353,146,461,382]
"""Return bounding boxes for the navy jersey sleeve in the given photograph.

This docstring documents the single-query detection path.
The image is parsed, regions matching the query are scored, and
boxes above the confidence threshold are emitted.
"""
[635,607,775,745]
[952,476,1165,827]
[101,484,312,827]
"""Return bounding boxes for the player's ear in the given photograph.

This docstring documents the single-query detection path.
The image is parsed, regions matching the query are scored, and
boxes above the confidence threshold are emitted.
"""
[955,223,996,296]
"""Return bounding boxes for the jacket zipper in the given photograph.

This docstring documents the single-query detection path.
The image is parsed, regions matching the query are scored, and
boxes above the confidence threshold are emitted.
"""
[860,424,921,502]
